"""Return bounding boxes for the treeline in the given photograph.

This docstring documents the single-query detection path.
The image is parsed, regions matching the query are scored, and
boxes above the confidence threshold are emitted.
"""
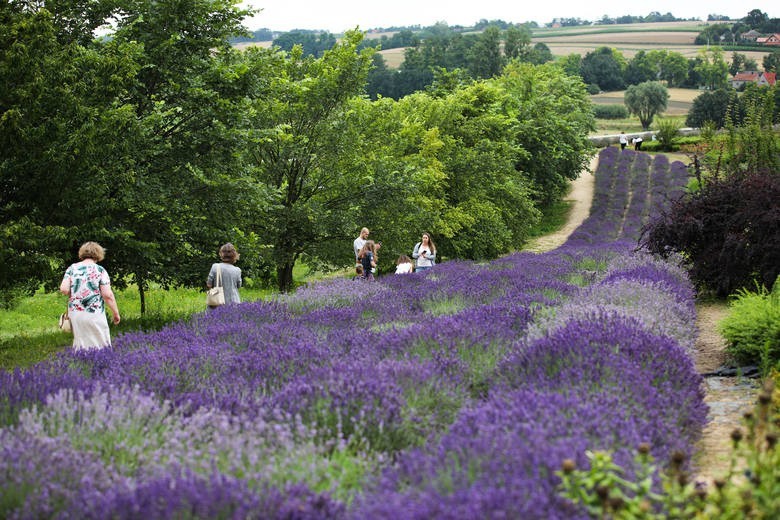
[562,45,780,93]
[550,12,687,27]
[0,2,594,306]
[367,23,553,99]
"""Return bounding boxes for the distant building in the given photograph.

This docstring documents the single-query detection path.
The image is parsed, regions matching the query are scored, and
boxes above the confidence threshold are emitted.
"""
[730,71,777,89]
[740,29,761,41]
[756,33,780,46]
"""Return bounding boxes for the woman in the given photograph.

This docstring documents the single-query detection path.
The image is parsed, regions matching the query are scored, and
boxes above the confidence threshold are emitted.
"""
[412,232,437,271]
[59,241,121,350]
[358,240,378,280]
[206,243,242,306]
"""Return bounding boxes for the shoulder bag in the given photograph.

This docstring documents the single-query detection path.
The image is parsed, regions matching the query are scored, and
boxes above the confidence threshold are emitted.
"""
[206,264,225,307]
[59,308,72,333]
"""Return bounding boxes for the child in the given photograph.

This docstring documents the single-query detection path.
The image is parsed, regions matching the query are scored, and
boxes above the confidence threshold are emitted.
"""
[395,254,414,274]
[358,240,377,281]
[352,264,364,280]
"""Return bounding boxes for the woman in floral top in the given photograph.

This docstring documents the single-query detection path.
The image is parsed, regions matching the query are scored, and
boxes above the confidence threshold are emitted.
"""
[59,241,121,350]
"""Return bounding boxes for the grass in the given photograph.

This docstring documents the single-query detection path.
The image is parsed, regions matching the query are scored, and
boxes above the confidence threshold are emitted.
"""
[0,262,328,371]
[527,199,572,239]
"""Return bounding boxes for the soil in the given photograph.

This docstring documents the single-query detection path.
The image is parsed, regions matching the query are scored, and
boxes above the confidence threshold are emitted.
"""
[524,152,759,487]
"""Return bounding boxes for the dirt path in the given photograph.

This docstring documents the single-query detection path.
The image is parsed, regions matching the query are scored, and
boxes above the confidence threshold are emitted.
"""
[523,154,597,252]
[524,152,757,486]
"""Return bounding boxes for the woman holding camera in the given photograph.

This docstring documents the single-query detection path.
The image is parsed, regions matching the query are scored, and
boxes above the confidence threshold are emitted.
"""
[412,232,437,272]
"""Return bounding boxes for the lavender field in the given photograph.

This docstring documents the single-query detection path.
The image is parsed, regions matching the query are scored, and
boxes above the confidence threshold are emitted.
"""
[1,147,706,519]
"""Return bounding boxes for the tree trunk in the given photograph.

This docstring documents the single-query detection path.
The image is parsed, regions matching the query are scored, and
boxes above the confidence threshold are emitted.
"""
[277,262,295,293]
[136,272,147,315]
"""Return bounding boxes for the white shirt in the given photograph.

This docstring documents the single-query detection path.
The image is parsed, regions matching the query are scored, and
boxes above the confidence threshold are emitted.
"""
[353,237,366,261]
[416,248,433,268]
[395,262,413,274]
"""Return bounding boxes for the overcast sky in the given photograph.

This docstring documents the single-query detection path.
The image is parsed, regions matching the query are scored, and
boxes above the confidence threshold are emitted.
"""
[241,1,777,33]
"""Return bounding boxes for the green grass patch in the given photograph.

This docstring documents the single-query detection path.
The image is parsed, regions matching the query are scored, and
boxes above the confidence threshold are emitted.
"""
[527,199,573,239]
[0,260,332,371]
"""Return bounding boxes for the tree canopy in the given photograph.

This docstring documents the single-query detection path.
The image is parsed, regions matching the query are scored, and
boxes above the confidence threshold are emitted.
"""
[624,81,669,130]
[1,4,597,301]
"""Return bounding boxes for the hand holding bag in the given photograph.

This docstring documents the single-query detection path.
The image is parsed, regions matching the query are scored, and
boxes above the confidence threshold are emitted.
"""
[206,264,225,307]
[59,309,72,333]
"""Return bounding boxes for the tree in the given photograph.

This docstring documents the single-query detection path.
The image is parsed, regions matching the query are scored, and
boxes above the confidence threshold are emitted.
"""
[743,9,769,28]
[580,47,626,91]
[468,25,504,79]
[624,81,669,130]
[499,62,596,205]
[244,32,376,292]
[558,54,582,78]
[729,52,758,76]
[647,50,688,87]
[686,89,735,128]
[625,51,656,86]
[503,25,531,60]
[694,48,729,90]
[764,50,780,73]
[0,0,258,310]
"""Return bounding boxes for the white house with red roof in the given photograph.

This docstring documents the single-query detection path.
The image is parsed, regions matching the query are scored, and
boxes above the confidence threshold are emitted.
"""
[756,33,780,46]
[730,71,777,89]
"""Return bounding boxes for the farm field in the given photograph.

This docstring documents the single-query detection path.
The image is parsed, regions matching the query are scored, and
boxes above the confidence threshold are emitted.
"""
[360,21,775,66]
[0,148,710,517]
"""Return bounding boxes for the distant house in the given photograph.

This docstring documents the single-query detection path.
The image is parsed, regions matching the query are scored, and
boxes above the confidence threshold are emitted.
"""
[756,33,780,46]
[730,71,777,89]
[741,29,761,41]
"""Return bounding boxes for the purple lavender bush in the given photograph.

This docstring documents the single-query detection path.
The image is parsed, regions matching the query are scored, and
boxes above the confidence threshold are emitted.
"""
[0,148,706,518]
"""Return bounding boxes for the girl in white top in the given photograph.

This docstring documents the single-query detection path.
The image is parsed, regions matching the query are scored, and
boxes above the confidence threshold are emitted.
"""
[395,255,414,274]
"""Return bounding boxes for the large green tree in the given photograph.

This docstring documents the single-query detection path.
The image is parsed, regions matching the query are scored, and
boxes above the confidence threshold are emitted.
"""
[695,48,729,90]
[499,61,596,205]
[580,46,626,91]
[243,31,375,291]
[624,81,669,130]
[0,0,258,309]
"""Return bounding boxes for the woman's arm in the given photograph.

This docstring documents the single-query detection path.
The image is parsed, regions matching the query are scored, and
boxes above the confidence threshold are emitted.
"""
[100,284,121,325]
[59,277,71,296]
[411,243,420,259]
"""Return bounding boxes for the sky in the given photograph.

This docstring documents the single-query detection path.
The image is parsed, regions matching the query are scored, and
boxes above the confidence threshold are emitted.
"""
[241,1,777,33]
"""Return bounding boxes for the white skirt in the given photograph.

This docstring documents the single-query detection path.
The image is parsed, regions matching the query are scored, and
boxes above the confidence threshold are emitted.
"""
[69,311,111,350]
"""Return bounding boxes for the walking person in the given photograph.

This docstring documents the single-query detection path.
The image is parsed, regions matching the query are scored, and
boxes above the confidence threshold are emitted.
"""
[619,131,628,150]
[59,241,121,350]
[412,232,437,272]
[207,243,242,306]
[358,240,378,280]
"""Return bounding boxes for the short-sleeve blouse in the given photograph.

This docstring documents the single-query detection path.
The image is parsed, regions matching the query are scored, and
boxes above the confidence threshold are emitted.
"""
[63,262,110,313]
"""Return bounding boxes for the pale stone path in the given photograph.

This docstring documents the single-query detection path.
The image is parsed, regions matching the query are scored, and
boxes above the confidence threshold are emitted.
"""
[523,151,757,487]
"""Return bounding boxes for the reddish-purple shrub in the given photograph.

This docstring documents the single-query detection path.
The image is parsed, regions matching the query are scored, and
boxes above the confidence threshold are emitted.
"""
[640,170,780,296]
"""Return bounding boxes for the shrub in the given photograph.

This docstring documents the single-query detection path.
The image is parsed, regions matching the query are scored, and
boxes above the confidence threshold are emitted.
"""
[586,83,601,95]
[655,118,681,151]
[640,171,780,297]
[593,104,628,119]
[719,279,780,372]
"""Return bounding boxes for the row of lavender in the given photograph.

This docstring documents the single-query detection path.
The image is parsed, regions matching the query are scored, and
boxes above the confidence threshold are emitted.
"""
[568,147,689,246]
[0,148,706,519]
